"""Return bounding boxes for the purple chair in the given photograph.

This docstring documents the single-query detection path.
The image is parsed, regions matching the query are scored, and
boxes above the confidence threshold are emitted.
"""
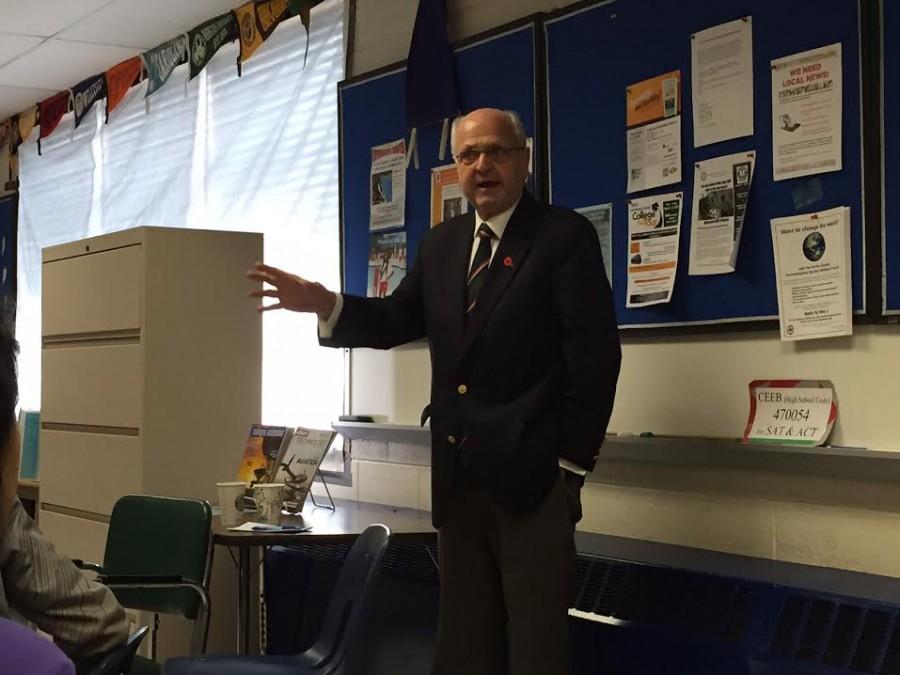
[0,617,75,675]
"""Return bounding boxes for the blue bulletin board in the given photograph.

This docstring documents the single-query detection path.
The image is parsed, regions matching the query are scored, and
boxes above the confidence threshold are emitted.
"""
[338,17,543,297]
[882,0,900,314]
[545,0,866,328]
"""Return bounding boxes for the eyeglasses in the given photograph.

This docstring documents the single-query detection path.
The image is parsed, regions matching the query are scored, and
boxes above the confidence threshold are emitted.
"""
[454,145,526,166]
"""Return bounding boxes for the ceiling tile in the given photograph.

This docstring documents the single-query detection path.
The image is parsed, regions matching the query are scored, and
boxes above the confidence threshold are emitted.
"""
[0,33,44,68]
[0,0,113,38]
[0,39,140,90]
[0,85,56,119]
[58,0,244,49]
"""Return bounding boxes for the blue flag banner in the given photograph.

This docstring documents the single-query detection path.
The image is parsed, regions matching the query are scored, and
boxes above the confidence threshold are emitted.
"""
[144,35,188,96]
[405,0,459,130]
[72,74,107,129]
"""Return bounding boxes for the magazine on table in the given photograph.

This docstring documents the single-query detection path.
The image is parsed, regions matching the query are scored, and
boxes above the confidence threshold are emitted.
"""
[273,427,337,512]
[236,424,293,484]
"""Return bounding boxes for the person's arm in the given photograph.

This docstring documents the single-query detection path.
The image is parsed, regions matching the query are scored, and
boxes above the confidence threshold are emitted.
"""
[323,242,426,349]
[318,292,344,340]
[247,263,338,319]
[0,617,75,675]
[248,236,428,350]
[0,500,130,659]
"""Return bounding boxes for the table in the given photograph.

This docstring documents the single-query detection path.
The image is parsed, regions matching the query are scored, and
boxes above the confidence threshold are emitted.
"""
[213,498,435,654]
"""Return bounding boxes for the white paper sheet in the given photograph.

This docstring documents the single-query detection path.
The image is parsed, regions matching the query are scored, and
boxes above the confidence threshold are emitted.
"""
[771,43,843,181]
[576,203,613,285]
[770,206,852,340]
[691,17,754,147]
[626,192,683,307]
[369,139,407,230]
[627,116,682,193]
[689,151,756,275]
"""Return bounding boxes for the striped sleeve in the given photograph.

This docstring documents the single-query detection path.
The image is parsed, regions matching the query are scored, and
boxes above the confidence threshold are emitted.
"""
[0,500,130,657]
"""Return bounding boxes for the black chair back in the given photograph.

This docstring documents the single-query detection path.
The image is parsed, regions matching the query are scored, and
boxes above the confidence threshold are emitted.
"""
[302,523,392,673]
[87,626,150,675]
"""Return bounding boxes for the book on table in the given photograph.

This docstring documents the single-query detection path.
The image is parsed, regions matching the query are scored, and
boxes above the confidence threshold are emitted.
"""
[236,424,293,484]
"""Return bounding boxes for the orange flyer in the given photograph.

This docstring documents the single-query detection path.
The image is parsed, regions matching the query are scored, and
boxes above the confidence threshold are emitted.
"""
[430,164,466,227]
[626,70,681,127]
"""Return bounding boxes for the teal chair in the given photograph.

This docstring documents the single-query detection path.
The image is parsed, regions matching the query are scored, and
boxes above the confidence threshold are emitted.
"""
[76,496,214,662]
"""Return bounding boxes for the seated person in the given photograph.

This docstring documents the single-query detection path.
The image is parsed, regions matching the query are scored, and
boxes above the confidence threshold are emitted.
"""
[0,616,75,675]
[0,320,131,674]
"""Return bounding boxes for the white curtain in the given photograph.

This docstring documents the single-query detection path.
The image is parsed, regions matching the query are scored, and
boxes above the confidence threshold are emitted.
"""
[100,74,200,231]
[17,111,100,404]
[17,0,345,432]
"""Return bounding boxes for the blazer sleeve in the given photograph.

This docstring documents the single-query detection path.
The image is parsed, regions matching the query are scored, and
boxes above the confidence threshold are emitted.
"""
[320,236,428,350]
[546,214,621,470]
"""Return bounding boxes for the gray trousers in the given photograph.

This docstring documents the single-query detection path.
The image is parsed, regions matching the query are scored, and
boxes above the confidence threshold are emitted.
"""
[433,471,580,675]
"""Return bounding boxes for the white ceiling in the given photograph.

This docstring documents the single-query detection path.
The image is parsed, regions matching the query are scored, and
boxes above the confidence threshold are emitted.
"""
[0,0,246,119]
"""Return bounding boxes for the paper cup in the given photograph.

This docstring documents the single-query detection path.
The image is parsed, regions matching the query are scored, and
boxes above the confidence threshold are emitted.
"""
[217,481,248,527]
[247,483,286,524]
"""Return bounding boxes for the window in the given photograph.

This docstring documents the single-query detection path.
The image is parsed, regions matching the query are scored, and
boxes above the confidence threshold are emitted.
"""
[17,1,346,470]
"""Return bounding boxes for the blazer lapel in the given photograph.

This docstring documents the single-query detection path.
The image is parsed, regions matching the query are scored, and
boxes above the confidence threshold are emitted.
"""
[461,195,537,355]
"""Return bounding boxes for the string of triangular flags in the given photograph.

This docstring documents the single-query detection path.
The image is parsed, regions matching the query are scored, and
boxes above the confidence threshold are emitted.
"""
[1,0,321,167]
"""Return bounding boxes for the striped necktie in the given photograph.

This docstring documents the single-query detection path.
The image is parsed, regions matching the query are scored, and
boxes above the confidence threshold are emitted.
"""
[467,222,496,315]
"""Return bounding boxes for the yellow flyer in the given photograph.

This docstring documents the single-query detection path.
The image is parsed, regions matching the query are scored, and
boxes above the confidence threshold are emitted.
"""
[626,70,681,128]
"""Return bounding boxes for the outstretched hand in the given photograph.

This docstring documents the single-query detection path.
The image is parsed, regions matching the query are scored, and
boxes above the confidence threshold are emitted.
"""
[246,262,337,319]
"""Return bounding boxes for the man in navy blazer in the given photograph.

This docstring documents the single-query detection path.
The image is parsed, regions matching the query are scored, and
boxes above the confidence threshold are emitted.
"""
[248,108,620,674]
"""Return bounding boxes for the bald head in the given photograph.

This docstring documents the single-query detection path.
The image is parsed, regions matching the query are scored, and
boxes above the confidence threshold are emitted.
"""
[450,109,526,156]
[451,108,530,220]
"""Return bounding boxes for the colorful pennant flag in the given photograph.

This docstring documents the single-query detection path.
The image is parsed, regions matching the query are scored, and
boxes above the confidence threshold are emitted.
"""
[256,0,290,39]
[105,57,142,120]
[17,107,36,143]
[188,13,238,80]
[38,91,70,153]
[7,113,22,181]
[4,1,329,159]
[72,74,107,128]
[234,1,263,73]
[39,92,70,139]
[144,34,188,97]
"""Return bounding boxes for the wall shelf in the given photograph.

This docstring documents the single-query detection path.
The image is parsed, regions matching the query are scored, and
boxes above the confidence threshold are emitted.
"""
[332,421,431,446]
[599,436,900,483]
[332,422,900,484]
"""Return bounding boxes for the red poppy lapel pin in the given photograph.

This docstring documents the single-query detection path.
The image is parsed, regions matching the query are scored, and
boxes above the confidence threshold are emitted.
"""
[503,256,514,268]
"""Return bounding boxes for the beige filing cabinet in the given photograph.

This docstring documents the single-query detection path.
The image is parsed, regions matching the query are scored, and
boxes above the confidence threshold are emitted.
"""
[38,227,262,564]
